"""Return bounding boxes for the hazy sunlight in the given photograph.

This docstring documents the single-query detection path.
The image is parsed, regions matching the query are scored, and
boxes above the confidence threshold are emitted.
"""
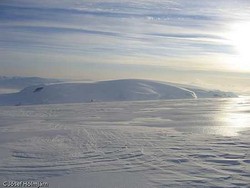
[227,22,250,70]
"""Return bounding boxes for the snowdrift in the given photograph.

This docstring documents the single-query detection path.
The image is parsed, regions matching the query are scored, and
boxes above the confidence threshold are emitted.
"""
[0,79,237,106]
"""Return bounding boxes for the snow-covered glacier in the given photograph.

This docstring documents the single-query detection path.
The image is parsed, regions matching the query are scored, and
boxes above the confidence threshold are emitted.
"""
[0,79,237,106]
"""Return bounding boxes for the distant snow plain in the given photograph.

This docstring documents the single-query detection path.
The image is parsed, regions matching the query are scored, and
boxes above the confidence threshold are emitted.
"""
[0,97,250,187]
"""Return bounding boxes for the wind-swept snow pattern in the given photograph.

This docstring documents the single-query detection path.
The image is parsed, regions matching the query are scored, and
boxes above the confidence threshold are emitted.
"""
[0,79,237,106]
[0,98,249,187]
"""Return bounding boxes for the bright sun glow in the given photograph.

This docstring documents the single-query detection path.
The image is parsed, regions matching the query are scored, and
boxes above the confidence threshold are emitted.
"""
[226,22,250,70]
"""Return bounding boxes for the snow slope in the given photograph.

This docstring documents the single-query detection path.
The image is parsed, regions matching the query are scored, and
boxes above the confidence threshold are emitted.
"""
[0,79,237,106]
[0,76,61,94]
[157,81,238,99]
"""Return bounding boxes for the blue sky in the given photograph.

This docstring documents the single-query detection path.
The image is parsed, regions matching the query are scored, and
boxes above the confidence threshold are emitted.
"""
[1,0,250,93]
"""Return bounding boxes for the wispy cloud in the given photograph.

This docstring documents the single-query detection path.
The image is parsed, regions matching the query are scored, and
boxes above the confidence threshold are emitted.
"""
[1,0,250,91]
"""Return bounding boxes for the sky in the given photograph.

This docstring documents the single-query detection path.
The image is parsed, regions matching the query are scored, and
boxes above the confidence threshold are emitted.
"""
[1,0,250,93]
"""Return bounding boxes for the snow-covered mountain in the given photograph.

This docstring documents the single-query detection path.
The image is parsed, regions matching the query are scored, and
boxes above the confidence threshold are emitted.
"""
[0,76,61,93]
[162,82,238,99]
[0,79,237,106]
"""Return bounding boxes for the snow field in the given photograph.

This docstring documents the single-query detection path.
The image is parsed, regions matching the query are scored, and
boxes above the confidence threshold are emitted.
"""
[0,98,249,187]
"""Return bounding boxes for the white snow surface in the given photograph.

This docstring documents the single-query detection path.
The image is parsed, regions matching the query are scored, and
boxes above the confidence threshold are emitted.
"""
[0,76,62,94]
[0,98,249,187]
[0,79,237,106]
